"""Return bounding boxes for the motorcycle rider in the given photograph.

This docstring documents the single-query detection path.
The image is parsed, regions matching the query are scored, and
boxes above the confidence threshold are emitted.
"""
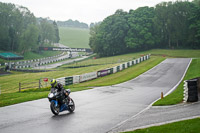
[50,79,71,104]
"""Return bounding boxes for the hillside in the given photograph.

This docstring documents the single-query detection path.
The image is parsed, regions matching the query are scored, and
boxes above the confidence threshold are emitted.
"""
[59,27,90,48]
[57,19,88,29]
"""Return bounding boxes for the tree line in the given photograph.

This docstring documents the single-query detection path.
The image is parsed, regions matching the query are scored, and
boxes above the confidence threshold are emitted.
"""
[57,19,88,29]
[89,0,200,57]
[0,2,60,55]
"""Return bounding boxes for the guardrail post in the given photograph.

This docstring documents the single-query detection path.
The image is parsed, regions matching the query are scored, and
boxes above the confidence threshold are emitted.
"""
[19,82,21,92]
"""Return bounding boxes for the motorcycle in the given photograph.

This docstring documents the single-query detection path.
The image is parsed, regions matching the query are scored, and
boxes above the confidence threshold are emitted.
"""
[48,88,75,115]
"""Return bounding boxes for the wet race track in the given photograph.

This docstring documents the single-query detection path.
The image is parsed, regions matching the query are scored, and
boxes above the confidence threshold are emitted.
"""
[0,58,191,133]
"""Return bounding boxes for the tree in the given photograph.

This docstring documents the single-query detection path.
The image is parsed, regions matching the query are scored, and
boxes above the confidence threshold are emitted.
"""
[53,21,60,43]
[88,1,200,56]
[38,19,54,45]
[89,23,101,54]
[0,2,62,54]
[188,2,200,48]
[154,1,198,49]
[125,7,156,50]
[89,9,129,56]
[19,24,39,54]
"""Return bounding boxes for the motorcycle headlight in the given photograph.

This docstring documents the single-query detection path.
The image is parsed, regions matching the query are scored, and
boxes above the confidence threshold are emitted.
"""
[48,93,54,98]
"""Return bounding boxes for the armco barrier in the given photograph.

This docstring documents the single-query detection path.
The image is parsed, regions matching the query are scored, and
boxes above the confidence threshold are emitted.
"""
[57,77,65,85]
[80,72,97,82]
[65,77,73,85]
[97,70,109,77]
[117,66,120,72]
[113,66,117,73]
[123,64,126,70]
[137,58,140,64]
[54,54,150,86]
[97,68,113,77]
[73,75,80,84]
[120,64,123,71]
[127,62,130,67]
[135,59,138,64]
[129,61,132,66]
[109,68,113,74]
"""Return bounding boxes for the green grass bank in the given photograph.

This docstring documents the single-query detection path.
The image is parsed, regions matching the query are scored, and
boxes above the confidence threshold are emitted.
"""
[59,27,90,48]
[0,55,164,107]
[1,49,200,107]
[124,117,200,133]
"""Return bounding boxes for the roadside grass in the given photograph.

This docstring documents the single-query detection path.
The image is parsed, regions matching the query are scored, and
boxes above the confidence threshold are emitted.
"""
[153,58,200,106]
[0,63,119,93]
[0,91,49,107]
[0,56,164,107]
[59,27,90,48]
[147,49,200,58]
[1,49,200,107]
[58,52,144,69]
[0,51,153,94]
[124,117,200,133]
[70,56,164,87]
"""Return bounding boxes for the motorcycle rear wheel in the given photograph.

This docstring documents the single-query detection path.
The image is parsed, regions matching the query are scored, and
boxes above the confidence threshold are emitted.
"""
[50,101,60,115]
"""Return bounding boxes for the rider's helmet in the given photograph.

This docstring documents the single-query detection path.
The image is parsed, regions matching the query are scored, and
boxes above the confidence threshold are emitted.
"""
[50,79,57,88]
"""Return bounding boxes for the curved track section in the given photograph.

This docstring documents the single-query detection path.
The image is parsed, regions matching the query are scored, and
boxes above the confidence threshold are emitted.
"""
[0,58,191,133]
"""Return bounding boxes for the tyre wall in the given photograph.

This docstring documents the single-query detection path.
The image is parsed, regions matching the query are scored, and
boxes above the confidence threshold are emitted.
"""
[183,78,200,102]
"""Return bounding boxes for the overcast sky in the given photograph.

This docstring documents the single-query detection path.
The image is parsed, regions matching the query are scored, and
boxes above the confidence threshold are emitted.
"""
[0,0,187,24]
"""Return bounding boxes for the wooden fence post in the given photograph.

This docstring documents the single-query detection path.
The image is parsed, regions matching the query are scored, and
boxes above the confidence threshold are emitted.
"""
[19,82,21,92]
[39,79,41,89]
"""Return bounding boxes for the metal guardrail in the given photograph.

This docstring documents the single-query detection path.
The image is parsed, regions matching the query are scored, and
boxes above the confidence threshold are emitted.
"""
[18,55,150,92]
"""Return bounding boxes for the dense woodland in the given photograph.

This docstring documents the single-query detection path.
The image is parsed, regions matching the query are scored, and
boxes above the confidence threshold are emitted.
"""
[1,1,200,57]
[0,2,60,55]
[89,0,200,57]
[57,19,88,29]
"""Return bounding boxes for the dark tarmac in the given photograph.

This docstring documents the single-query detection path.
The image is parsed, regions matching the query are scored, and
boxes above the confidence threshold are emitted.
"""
[109,101,200,133]
[0,58,193,133]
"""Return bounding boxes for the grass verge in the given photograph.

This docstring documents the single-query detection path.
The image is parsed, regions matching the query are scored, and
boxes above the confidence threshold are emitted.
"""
[153,58,200,105]
[0,87,89,107]
[124,117,200,133]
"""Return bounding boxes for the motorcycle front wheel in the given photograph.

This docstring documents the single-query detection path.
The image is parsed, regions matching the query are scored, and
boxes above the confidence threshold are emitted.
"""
[68,99,75,113]
[50,101,60,115]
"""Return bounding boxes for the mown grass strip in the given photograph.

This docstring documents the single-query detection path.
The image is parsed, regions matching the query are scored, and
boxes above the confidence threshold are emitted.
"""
[124,117,200,133]
[153,58,200,106]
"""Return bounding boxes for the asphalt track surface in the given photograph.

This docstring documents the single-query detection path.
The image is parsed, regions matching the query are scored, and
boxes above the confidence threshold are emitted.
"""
[33,55,89,69]
[0,58,191,133]
[110,101,200,133]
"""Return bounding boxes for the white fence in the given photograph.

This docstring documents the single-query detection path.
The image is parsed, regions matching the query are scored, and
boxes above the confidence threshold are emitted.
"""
[79,72,97,82]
